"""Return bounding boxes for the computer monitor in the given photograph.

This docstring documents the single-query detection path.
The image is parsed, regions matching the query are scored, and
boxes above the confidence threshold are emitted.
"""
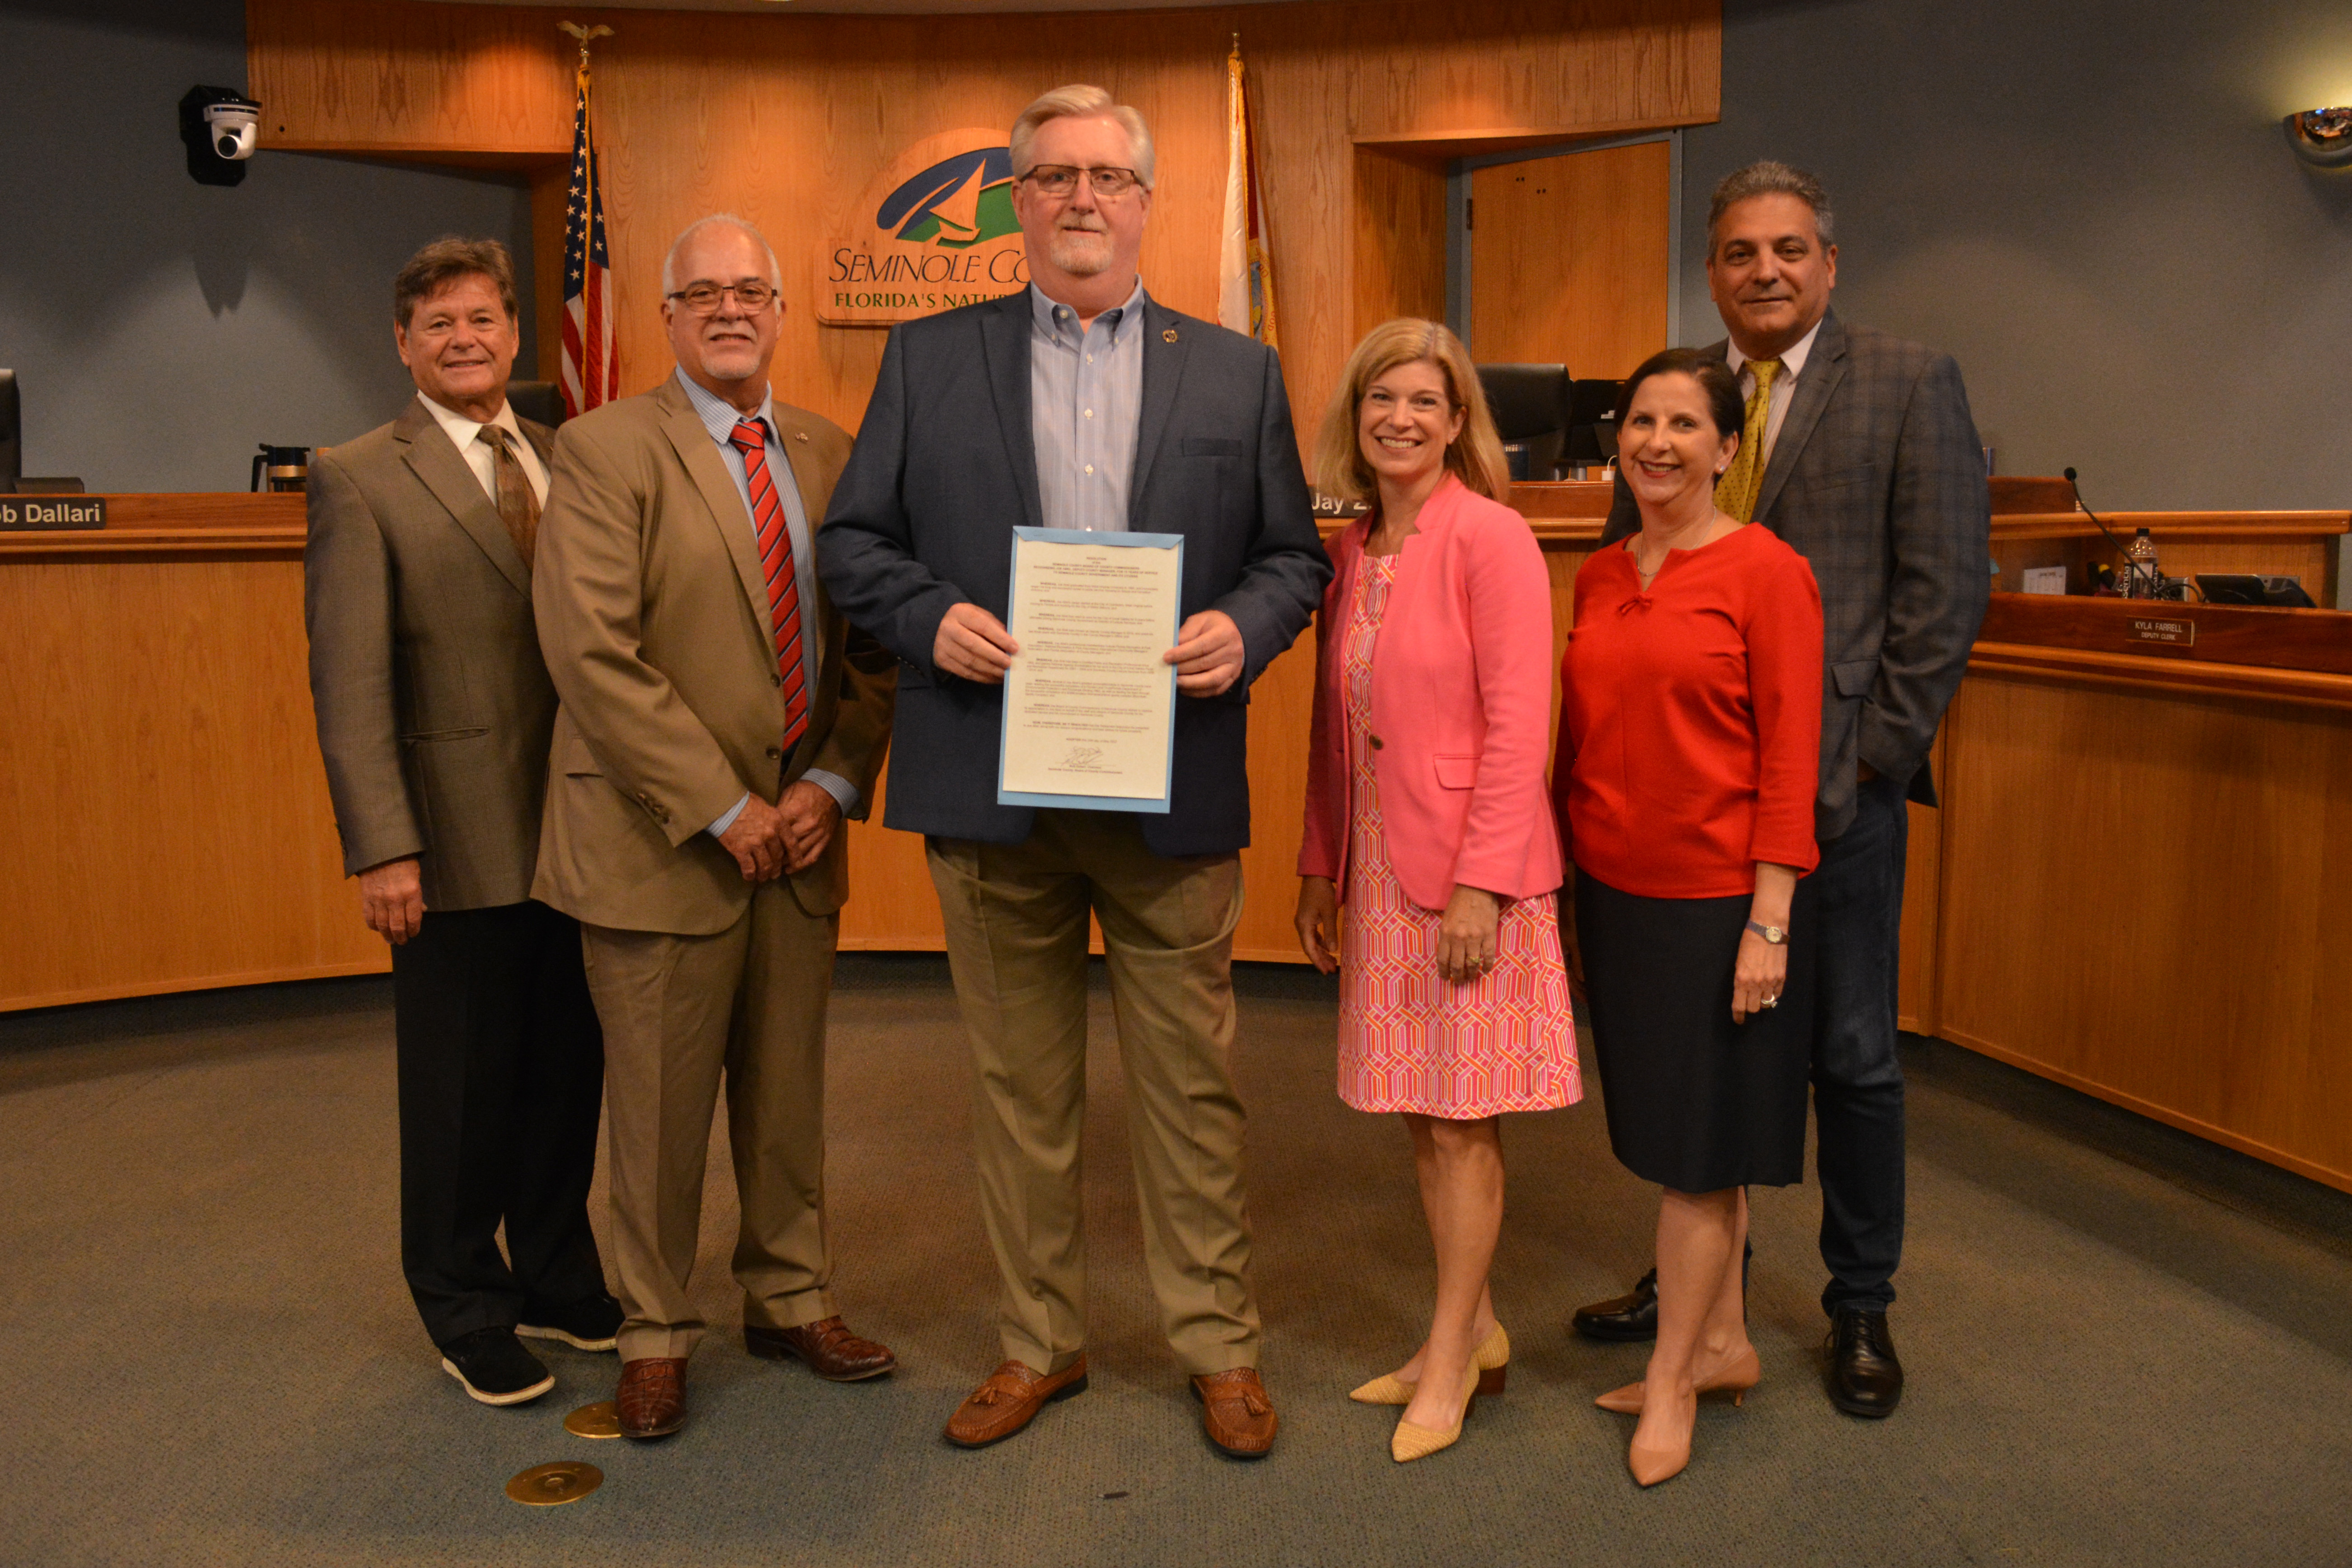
[2196,574,2316,609]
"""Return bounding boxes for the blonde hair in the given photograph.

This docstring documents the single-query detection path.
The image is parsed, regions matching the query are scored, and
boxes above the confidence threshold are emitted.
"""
[1009,84,1156,189]
[1314,319,1509,504]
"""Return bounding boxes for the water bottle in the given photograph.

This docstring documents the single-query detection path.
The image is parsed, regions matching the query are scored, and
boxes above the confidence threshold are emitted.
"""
[2123,527,2160,599]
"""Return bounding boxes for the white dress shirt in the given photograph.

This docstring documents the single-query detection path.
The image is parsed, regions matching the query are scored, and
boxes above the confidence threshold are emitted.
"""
[671,369,857,837]
[417,393,549,507]
[1726,315,1825,472]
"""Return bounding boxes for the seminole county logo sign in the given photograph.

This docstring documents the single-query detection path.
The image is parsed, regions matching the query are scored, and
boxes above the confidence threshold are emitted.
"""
[819,129,1031,325]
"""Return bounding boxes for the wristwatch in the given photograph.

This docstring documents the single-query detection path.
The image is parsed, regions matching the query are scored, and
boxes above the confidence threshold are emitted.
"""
[1745,919,1787,945]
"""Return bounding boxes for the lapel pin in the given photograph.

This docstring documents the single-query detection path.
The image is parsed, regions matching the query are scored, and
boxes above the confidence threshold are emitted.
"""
[794,430,808,442]
[1163,327,1179,343]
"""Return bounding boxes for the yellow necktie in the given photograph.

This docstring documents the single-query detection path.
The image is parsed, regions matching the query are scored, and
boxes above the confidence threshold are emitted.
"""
[1713,358,1781,523]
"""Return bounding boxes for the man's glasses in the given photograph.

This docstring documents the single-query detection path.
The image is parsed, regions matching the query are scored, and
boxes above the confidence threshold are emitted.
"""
[666,280,777,313]
[1019,164,1144,198]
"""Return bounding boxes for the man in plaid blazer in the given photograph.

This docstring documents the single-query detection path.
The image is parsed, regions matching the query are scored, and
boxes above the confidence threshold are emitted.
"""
[1578,161,1992,1419]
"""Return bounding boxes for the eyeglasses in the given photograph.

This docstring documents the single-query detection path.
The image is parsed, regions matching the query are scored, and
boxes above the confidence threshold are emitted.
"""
[1018,164,1144,198]
[665,280,777,313]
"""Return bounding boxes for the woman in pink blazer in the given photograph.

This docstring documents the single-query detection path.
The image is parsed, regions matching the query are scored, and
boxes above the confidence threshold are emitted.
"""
[1296,319,1581,1463]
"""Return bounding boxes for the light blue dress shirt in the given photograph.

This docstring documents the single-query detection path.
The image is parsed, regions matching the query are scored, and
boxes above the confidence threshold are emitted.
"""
[672,369,856,836]
[1029,279,1146,532]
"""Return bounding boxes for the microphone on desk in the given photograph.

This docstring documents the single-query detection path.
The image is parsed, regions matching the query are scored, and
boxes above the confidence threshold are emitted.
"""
[2065,467,2161,598]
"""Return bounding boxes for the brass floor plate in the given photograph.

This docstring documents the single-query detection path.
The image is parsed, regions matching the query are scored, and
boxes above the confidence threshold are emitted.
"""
[563,1400,623,1439]
[506,1460,603,1506]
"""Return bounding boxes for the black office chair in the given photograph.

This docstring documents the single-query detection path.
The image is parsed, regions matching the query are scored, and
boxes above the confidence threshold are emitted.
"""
[1563,377,1625,472]
[1474,364,1568,482]
[0,369,19,493]
[508,379,567,429]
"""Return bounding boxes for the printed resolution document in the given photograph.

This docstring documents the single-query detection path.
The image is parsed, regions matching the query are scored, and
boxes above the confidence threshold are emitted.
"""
[998,527,1184,812]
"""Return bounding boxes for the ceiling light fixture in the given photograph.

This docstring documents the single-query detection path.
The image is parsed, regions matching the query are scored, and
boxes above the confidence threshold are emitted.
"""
[2284,107,2352,168]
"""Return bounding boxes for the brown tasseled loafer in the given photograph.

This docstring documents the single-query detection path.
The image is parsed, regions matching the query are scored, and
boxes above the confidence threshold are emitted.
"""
[616,1356,687,1439]
[744,1316,899,1382]
[1193,1367,1278,1457]
[943,1357,1089,1448]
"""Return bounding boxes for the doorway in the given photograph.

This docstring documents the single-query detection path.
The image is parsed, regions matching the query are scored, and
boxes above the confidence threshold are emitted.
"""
[1451,135,1680,375]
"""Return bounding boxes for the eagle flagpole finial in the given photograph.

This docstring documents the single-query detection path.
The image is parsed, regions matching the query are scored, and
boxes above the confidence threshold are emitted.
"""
[559,20,614,70]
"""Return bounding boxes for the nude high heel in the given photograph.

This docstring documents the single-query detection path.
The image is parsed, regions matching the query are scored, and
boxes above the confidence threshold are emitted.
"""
[1349,1323,1509,1405]
[1628,1423,1691,1487]
[1594,1343,1759,1415]
[1390,1357,1484,1463]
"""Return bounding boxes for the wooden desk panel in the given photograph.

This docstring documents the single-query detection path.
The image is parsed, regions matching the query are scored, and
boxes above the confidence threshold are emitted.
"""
[1988,510,2345,601]
[1930,671,2352,1190]
[0,527,384,1011]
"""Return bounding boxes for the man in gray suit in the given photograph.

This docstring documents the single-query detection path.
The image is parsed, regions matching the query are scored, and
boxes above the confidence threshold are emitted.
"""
[306,237,617,1409]
[1574,163,1991,1418]
[820,85,1328,1457]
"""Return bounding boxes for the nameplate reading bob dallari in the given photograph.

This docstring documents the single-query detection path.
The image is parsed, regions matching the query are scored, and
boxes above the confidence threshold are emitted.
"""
[998,527,1184,813]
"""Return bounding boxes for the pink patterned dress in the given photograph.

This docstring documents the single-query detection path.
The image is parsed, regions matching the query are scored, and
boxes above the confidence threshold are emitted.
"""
[1337,554,1581,1118]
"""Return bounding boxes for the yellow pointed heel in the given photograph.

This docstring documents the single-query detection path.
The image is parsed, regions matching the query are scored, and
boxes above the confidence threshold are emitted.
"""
[1390,1358,1484,1463]
[1350,1324,1510,1405]
[1593,1344,1760,1415]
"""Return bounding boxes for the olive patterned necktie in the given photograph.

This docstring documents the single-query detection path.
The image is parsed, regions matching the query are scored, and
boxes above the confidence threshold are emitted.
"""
[1713,357,1782,523]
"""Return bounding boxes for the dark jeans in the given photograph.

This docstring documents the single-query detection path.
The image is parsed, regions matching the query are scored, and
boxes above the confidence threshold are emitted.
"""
[390,899,608,1347]
[1810,771,1910,1315]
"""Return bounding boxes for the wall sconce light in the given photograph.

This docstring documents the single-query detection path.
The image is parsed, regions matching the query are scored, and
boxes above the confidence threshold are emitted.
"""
[2285,107,2352,168]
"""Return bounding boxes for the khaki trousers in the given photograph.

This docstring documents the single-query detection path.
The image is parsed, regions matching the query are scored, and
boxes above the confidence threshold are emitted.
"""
[579,881,839,1362]
[927,809,1260,1377]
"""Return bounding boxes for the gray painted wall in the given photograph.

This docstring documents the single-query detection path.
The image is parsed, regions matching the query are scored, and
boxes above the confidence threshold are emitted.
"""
[0,0,534,494]
[1686,0,2352,511]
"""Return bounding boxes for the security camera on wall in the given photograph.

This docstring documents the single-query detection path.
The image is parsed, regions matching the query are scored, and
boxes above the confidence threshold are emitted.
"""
[179,86,262,187]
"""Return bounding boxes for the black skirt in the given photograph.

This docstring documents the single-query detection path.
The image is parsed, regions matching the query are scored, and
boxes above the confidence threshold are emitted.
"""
[1574,869,1816,1192]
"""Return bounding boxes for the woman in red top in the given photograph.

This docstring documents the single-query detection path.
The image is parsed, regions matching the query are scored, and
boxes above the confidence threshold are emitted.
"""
[1555,348,1823,1487]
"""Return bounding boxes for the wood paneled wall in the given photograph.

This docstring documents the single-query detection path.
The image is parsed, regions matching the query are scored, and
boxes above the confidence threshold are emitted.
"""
[248,0,1721,445]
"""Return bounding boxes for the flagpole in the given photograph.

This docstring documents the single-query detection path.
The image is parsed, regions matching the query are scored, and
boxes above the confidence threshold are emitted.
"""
[557,22,620,417]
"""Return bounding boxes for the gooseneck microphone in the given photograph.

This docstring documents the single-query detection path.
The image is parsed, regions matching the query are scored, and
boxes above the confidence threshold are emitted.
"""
[2063,467,2147,596]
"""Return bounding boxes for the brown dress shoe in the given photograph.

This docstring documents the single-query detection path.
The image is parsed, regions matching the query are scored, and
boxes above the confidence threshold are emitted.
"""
[616,1356,687,1439]
[745,1316,899,1381]
[943,1357,1089,1448]
[1193,1367,1278,1457]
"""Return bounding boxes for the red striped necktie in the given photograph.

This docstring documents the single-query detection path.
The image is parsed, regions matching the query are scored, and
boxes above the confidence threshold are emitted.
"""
[728,416,809,752]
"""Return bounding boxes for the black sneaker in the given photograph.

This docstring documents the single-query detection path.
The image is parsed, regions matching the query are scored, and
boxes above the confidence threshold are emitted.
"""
[518,1293,625,1353]
[439,1326,556,1406]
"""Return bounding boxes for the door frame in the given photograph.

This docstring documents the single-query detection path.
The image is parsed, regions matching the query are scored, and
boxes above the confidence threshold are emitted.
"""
[1446,130,1685,356]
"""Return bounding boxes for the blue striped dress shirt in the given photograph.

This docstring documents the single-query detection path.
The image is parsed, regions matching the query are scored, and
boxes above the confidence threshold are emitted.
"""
[1029,279,1146,532]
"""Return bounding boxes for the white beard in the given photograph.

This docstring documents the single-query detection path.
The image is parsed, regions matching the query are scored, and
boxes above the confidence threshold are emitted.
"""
[1049,226,1112,276]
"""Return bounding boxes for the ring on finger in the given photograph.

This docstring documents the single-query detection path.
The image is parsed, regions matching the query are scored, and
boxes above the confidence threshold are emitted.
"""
[1760,994,1780,1008]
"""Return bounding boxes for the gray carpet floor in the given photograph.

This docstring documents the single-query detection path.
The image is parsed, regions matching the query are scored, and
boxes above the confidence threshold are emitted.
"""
[2,956,2348,1567]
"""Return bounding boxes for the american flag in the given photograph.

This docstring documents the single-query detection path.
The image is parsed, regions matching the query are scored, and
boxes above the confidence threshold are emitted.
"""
[560,58,619,417]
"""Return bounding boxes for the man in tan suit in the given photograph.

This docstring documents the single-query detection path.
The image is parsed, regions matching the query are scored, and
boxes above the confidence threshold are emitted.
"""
[533,214,897,1440]
[306,237,619,1409]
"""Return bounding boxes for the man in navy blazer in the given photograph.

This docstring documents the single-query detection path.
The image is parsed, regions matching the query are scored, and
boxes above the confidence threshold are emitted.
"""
[821,84,1327,1457]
